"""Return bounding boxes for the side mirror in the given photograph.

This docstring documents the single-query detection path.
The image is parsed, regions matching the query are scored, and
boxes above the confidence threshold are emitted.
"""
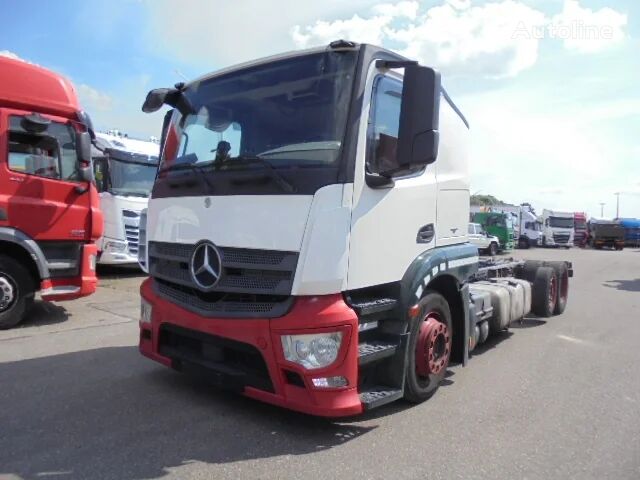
[76,132,94,182]
[142,88,171,113]
[396,64,441,173]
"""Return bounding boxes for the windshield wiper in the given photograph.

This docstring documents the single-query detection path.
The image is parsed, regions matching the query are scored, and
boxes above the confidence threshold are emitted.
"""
[215,155,296,193]
[158,160,215,192]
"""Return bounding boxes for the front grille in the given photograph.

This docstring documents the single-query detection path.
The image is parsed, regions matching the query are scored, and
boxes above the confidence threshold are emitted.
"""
[158,323,274,392]
[149,241,298,317]
[125,224,139,255]
[553,234,570,244]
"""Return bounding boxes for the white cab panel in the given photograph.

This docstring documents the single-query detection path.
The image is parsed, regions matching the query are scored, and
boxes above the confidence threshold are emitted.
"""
[292,184,351,295]
[146,195,313,251]
[435,99,470,246]
[97,193,148,264]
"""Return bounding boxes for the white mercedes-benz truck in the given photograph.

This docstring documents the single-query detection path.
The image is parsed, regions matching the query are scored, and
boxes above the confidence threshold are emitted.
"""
[92,133,159,265]
[541,209,574,248]
[136,41,573,417]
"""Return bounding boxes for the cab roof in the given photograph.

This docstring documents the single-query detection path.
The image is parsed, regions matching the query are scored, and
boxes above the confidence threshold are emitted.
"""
[0,55,80,118]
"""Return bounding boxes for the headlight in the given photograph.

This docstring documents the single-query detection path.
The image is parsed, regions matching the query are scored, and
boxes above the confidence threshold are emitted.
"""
[105,240,127,253]
[281,332,342,370]
[140,298,152,324]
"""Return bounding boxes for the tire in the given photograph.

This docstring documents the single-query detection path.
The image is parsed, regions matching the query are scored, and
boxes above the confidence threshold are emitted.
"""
[488,242,498,256]
[514,260,543,283]
[518,237,530,249]
[545,262,569,315]
[531,266,557,318]
[0,255,36,329]
[404,291,452,404]
[542,236,547,247]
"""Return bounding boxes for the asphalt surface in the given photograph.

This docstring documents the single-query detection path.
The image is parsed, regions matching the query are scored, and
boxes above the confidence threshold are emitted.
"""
[1,249,639,480]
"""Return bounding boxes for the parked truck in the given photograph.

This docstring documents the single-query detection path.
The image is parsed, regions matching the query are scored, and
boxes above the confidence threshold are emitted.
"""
[136,41,572,417]
[92,133,159,265]
[617,218,640,247]
[541,209,574,248]
[0,55,102,328]
[587,219,625,250]
[573,212,588,247]
[471,211,515,251]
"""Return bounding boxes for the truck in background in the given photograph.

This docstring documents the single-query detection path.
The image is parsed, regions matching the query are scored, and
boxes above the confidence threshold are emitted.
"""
[541,209,574,248]
[0,55,102,329]
[573,212,588,247]
[471,203,539,249]
[136,41,572,417]
[471,211,515,251]
[92,133,159,265]
[617,218,640,247]
[587,220,625,250]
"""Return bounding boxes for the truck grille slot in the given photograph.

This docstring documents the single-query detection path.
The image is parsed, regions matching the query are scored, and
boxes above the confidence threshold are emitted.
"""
[148,242,299,316]
[158,324,274,392]
[125,225,139,255]
[553,234,570,244]
[154,279,294,318]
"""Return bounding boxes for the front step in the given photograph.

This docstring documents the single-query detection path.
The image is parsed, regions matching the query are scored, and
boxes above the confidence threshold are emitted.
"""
[359,386,403,410]
[358,341,397,366]
[350,298,397,316]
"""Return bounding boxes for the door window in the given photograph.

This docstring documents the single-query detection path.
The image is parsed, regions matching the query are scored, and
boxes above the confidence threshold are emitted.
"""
[7,115,80,181]
[366,76,402,174]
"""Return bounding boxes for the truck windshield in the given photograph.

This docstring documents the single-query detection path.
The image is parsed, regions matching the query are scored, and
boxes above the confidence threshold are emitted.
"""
[108,157,158,197]
[549,217,574,229]
[157,51,357,194]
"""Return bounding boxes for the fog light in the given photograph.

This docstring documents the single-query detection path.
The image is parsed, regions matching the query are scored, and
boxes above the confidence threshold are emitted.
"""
[281,332,343,370]
[140,298,152,324]
[312,376,348,388]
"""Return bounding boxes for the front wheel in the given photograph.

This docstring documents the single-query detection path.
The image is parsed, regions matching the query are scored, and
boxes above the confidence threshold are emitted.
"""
[404,292,452,403]
[0,255,36,329]
[488,242,498,256]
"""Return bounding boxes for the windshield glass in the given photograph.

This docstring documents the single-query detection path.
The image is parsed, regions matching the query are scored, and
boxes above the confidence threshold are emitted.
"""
[107,155,158,197]
[159,51,357,186]
[505,216,514,229]
[549,216,574,229]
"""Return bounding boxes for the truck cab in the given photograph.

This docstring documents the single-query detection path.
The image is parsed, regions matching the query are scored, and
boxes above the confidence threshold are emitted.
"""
[0,55,102,328]
[136,41,571,417]
[573,212,587,247]
[541,209,574,248]
[517,208,541,248]
[92,133,159,265]
[471,211,515,251]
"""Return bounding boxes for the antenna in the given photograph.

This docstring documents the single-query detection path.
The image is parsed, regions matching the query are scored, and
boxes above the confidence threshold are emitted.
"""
[599,202,605,217]
[174,69,188,81]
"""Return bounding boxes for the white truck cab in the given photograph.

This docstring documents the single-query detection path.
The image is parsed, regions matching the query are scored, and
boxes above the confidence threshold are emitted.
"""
[468,223,500,256]
[93,133,159,265]
[135,41,572,417]
[541,209,574,248]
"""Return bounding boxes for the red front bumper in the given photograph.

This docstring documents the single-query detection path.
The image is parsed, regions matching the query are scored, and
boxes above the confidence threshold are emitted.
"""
[139,279,363,417]
[41,243,98,301]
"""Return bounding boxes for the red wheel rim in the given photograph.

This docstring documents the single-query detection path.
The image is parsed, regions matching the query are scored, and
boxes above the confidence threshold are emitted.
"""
[415,311,451,377]
[548,275,557,311]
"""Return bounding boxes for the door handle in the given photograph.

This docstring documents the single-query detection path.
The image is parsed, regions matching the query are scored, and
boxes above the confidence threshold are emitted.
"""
[417,224,435,244]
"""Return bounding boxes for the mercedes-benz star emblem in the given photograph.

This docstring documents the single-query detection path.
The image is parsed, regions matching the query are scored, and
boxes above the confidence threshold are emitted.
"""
[190,241,222,291]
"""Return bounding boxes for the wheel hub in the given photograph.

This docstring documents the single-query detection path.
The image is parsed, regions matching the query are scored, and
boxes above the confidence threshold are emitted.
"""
[415,312,451,377]
[0,275,16,312]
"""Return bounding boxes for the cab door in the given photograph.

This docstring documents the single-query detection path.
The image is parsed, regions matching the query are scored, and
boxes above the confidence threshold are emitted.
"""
[0,109,92,242]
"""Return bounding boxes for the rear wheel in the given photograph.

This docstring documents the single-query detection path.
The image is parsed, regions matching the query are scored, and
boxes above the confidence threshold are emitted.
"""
[404,292,452,403]
[531,266,557,318]
[0,255,35,329]
[518,237,530,249]
[545,262,569,315]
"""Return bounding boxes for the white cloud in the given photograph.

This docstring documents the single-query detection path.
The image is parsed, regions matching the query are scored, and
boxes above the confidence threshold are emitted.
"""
[372,1,419,20]
[77,84,113,112]
[551,0,627,53]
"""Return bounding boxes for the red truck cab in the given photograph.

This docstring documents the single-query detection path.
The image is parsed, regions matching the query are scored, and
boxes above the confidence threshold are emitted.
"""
[0,55,103,328]
[574,212,587,247]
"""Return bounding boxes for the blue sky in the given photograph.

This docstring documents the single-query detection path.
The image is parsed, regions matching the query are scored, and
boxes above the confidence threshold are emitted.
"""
[1,0,638,217]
